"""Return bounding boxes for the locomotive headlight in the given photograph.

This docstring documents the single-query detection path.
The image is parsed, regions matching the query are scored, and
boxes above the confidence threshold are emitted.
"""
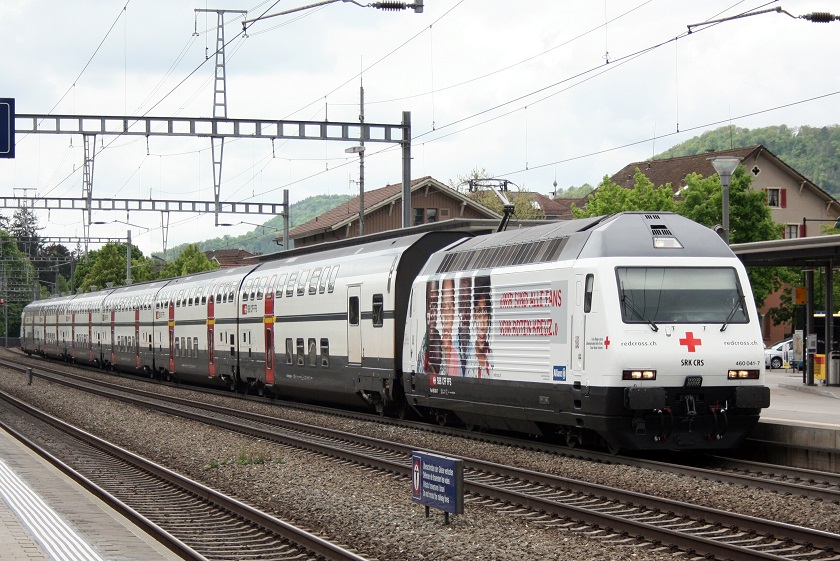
[727,369,760,379]
[623,369,656,380]
[653,237,683,249]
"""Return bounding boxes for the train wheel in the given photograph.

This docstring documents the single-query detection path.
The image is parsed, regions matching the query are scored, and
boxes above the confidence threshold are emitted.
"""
[435,411,448,426]
[604,439,621,455]
[565,431,579,448]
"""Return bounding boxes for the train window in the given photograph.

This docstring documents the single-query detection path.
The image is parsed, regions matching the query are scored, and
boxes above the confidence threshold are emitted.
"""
[227,284,235,302]
[216,284,224,304]
[242,279,253,302]
[372,294,384,327]
[175,337,180,357]
[267,275,276,299]
[250,278,259,300]
[187,288,194,306]
[297,270,310,296]
[584,274,594,313]
[308,338,316,366]
[286,272,298,297]
[296,338,304,365]
[187,337,193,356]
[348,296,360,326]
[328,266,340,293]
[176,290,183,307]
[319,267,331,293]
[309,268,322,295]
[285,338,293,364]
[320,339,330,367]
[257,277,267,300]
[274,273,287,298]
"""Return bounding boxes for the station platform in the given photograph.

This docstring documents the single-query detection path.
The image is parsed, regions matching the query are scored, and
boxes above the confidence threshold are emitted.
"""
[0,427,182,561]
[747,369,840,471]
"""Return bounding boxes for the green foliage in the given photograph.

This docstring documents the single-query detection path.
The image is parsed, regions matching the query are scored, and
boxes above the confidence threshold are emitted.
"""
[678,166,785,308]
[554,183,595,199]
[469,189,545,220]
[571,170,676,217]
[656,124,840,195]
[74,243,154,292]
[0,230,37,337]
[161,194,352,259]
[157,244,219,279]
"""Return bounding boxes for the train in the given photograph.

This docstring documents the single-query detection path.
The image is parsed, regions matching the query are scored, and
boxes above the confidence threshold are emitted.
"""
[20,212,771,452]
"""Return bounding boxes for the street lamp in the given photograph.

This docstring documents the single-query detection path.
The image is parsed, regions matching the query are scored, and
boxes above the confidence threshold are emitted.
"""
[709,156,741,245]
[345,145,365,236]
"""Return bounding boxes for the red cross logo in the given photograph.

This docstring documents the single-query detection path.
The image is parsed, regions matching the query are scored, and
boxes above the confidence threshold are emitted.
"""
[679,332,702,352]
[604,336,610,349]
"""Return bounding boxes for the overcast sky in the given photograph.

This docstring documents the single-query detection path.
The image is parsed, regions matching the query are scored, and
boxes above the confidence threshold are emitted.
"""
[2,0,839,256]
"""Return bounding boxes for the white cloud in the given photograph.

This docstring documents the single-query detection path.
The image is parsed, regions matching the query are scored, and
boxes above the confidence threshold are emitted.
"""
[2,0,839,255]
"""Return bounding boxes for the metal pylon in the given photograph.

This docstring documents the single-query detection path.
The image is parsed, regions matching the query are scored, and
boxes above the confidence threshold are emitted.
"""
[196,8,246,226]
[82,133,96,255]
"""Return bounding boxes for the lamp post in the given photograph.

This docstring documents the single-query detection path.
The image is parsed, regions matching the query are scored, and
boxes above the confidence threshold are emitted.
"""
[709,156,742,244]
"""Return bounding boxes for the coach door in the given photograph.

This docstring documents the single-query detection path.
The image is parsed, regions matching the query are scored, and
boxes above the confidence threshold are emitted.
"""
[168,300,175,373]
[135,307,141,368]
[207,293,216,378]
[347,285,362,364]
[264,275,276,385]
[571,274,591,376]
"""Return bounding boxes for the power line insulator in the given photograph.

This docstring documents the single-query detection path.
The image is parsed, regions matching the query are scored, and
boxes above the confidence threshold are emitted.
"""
[801,12,837,23]
[371,1,407,11]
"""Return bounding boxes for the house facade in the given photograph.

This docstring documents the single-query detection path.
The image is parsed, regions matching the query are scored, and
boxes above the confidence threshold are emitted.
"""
[611,145,840,344]
[287,176,501,248]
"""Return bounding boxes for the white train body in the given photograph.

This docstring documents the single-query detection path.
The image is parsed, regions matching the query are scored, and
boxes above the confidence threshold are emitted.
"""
[21,212,769,451]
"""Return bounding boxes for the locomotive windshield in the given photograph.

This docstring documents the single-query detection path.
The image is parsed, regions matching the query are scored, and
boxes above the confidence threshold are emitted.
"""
[616,267,747,325]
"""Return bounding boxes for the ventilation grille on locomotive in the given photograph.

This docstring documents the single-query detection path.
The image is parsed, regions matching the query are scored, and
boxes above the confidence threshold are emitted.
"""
[436,237,567,273]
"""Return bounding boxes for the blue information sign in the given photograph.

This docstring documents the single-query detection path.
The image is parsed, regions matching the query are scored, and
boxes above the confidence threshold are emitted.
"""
[0,98,14,159]
[411,451,464,517]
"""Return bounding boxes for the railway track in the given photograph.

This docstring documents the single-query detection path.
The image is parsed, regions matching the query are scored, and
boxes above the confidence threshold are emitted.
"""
[4,351,838,503]
[0,391,370,561]
[3,356,839,561]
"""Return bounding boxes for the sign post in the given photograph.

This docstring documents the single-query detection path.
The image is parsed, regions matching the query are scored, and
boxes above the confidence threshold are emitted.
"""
[0,98,14,159]
[411,451,464,524]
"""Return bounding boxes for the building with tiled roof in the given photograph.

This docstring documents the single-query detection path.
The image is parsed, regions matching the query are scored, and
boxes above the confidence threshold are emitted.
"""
[204,249,257,268]
[287,177,502,248]
[610,145,840,238]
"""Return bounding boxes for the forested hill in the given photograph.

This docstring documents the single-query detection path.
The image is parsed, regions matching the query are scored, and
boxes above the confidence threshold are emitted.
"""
[655,124,840,196]
[161,193,352,259]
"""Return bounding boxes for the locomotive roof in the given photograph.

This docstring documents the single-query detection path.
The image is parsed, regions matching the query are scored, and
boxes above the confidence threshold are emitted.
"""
[427,212,733,275]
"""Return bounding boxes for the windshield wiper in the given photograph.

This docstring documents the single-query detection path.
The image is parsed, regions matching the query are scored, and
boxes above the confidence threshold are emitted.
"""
[720,294,746,332]
[621,293,658,332]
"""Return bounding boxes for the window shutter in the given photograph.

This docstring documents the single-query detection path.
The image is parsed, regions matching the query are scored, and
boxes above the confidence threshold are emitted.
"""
[780,189,787,208]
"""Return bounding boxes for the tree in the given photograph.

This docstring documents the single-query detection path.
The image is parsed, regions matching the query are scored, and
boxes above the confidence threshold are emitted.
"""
[157,244,219,279]
[678,166,797,309]
[75,243,154,292]
[0,230,37,337]
[554,183,594,199]
[571,170,677,217]
[468,189,546,220]
[9,206,42,260]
